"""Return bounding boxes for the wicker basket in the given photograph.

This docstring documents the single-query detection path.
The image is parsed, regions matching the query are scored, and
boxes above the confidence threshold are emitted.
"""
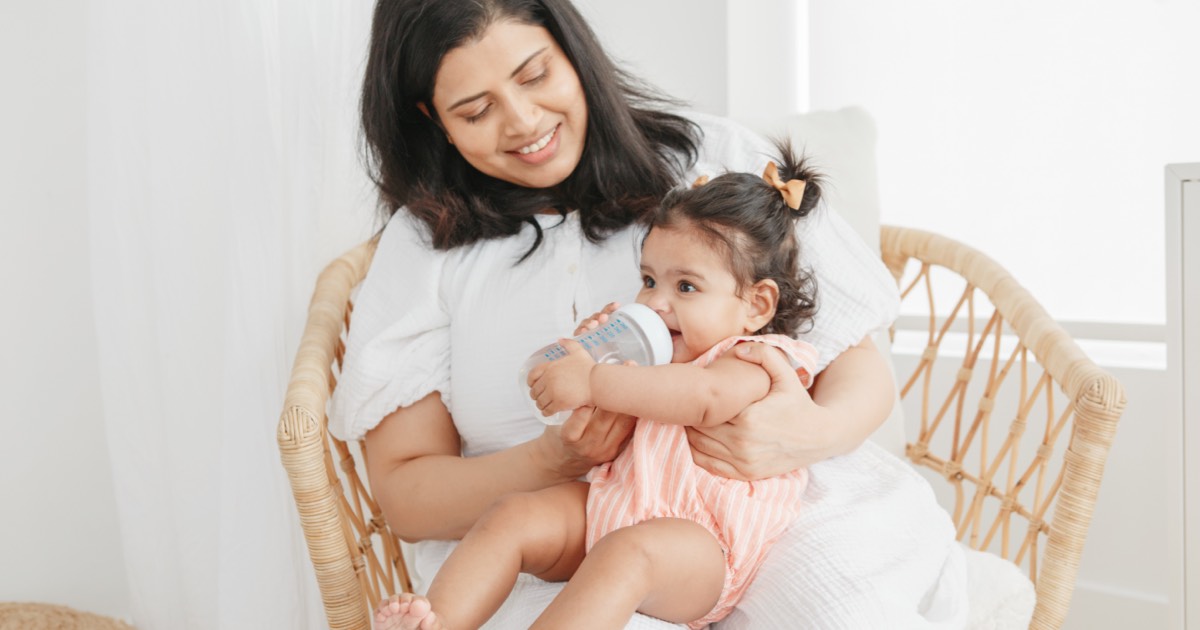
[277,226,1125,629]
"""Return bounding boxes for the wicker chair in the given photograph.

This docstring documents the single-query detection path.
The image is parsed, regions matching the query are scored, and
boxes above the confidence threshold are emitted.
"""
[277,226,1125,630]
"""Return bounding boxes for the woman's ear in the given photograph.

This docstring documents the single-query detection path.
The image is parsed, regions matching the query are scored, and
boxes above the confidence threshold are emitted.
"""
[745,279,779,332]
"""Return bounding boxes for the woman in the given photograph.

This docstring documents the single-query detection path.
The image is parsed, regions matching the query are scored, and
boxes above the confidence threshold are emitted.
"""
[332,0,966,627]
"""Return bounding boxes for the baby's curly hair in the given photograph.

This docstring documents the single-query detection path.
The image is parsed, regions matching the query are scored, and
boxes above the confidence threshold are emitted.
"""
[646,140,820,336]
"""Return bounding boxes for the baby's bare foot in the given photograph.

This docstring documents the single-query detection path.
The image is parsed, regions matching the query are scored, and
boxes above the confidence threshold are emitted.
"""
[375,593,412,630]
[375,593,445,630]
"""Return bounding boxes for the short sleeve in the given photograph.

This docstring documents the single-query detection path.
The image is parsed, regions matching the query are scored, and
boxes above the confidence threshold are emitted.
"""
[328,213,451,442]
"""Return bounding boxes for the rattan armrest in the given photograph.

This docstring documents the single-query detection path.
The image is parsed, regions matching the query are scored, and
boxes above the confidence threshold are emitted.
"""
[881,225,1126,629]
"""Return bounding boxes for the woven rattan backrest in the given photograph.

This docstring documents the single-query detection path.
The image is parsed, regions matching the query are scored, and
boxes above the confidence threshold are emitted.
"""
[277,240,408,630]
[880,226,1125,629]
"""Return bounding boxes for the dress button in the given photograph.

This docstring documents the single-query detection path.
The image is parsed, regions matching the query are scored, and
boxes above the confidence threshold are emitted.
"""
[567,263,578,274]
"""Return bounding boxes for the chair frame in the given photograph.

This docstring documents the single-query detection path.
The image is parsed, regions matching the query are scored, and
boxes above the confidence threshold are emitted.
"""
[278,226,1125,630]
[880,226,1124,629]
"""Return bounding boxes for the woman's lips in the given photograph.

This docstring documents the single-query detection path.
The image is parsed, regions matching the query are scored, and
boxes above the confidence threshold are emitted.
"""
[510,124,560,165]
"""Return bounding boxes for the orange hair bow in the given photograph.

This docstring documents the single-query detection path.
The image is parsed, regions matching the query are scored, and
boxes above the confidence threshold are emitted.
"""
[762,162,806,210]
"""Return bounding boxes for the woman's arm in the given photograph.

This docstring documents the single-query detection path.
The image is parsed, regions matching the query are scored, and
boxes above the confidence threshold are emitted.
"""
[685,334,894,480]
[806,335,895,454]
[364,392,634,542]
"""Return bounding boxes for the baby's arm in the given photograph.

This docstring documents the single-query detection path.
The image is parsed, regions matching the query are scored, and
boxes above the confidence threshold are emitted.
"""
[530,340,779,428]
[592,348,776,427]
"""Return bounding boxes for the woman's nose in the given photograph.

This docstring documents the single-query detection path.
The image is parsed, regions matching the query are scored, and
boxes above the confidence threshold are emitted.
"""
[503,95,540,137]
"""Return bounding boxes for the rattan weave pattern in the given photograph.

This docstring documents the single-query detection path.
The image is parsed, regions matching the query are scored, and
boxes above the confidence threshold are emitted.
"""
[881,226,1124,629]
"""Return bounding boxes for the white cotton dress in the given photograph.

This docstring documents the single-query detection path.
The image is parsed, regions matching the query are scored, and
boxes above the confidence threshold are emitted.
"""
[330,112,968,629]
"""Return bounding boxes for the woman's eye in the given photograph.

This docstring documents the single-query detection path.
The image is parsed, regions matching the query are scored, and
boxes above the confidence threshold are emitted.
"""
[465,106,490,124]
[678,281,696,293]
[521,63,549,86]
[642,276,656,289]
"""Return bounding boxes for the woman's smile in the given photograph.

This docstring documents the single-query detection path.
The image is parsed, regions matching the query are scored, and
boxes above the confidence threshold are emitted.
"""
[511,124,560,164]
[432,21,587,189]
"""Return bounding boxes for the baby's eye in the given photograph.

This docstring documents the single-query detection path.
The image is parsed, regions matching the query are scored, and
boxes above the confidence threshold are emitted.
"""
[678,281,696,293]
[642,275,656,289]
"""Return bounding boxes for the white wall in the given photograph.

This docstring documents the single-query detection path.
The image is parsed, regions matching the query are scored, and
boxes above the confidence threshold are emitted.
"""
[573,0,804,121]
[573,0,728,115]
[809,1,1200,327]
[0,0,131,621]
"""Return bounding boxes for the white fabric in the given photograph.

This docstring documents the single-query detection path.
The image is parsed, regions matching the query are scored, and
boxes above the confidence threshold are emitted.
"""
[87,1,375,628]
[963,547,1036,630]
[334,113,967,628]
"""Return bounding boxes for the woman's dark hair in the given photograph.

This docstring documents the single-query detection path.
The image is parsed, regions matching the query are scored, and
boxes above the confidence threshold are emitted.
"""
[360,0,700,260]
[647,140,821,336]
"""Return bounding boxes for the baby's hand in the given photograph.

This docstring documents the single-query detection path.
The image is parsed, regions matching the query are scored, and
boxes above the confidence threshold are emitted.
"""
[573,302,621,336]
[527,339,597,416]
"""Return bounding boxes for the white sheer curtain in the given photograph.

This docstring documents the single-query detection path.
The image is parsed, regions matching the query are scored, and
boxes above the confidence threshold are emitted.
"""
[87,1,376,627]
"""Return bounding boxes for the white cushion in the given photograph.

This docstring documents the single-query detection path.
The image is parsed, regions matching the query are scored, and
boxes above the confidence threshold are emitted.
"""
[963,545,1037,629]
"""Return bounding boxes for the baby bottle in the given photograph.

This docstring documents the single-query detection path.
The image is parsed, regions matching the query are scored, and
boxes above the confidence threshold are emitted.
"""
[518,302,674,425]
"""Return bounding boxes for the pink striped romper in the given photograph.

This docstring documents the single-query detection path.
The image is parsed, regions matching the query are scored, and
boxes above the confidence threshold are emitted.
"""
[584,334,818,629]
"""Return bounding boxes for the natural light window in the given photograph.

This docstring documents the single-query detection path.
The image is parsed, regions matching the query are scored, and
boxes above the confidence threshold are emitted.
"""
[808,1,1200,326]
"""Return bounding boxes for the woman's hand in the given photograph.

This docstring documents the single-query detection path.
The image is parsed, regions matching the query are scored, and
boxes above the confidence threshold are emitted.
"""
[686,343,832,480]
[539,404,636,478]
[685,336,894,480]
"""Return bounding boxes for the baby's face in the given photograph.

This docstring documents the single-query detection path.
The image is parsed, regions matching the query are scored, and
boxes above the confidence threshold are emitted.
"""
[636,225,756,363]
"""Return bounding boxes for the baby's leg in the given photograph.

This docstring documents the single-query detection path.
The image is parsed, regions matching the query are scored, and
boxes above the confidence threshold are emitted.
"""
[381,481,590,630]
[531,517,726,630]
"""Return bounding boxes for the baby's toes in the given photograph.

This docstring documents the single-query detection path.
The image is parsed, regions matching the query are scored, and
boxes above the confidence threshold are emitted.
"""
[407,597,431,618]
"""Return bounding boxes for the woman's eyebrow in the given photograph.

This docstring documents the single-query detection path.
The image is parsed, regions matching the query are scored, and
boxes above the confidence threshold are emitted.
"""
[447,47,549,112]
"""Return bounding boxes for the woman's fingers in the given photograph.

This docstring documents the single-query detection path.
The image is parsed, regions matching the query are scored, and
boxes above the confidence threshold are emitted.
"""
[560,406,635,464]
[561,406,591,442]
[685,425,752,481]
[734,342,800,393]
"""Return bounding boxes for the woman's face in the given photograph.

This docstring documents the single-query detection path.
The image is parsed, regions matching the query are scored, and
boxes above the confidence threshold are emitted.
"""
[429,20,588,190]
